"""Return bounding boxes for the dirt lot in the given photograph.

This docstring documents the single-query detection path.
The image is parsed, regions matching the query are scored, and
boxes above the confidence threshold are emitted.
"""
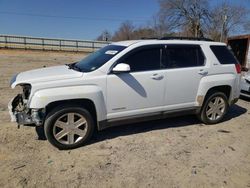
[0,49,250,188]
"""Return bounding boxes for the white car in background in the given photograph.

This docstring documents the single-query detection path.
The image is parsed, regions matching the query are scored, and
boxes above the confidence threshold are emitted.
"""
[241,71,250,98]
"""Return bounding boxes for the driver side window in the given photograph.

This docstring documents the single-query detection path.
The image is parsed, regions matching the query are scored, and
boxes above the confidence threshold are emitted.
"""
[119,47,162,72]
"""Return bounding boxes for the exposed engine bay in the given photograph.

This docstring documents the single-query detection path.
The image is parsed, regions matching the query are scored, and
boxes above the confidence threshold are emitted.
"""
[8,84,44,127]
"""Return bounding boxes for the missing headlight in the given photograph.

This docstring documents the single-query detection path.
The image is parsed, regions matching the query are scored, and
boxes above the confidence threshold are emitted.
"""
[21,84,31,99]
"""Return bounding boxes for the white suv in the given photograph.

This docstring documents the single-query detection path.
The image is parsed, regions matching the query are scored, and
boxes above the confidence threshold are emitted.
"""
[9,38,241,149]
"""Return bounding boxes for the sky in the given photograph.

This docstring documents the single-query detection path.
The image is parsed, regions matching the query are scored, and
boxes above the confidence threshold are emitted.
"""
[0,0,249,40]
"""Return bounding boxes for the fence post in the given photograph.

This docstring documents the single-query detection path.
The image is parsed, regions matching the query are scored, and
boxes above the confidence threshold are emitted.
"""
[59,40,61,51]
[42,38,44,50]
[24,37,27,50]
[4,36,7,48]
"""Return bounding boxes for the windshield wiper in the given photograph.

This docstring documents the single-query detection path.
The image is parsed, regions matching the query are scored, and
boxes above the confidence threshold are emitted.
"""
[66,63,82,72]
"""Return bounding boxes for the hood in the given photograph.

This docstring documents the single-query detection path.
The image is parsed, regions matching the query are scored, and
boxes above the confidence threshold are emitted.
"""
[11,65,83,88]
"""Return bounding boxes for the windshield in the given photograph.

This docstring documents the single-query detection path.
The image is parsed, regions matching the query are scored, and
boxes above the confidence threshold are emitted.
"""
[75,45,126,72]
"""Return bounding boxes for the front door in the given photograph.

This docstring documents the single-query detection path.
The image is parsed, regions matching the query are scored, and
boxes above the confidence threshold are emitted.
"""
[107,45,165,119]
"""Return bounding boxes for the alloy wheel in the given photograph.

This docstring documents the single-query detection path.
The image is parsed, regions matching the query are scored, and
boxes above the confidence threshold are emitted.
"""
[53,113,88,145]
[205,96,226,121]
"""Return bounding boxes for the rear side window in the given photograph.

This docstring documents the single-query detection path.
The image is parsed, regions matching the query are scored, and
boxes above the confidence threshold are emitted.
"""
[165,45,205,68]
[210,45,238,64]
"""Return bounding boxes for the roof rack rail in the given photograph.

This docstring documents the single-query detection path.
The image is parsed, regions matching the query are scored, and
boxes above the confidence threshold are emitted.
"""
[160,36,213,41]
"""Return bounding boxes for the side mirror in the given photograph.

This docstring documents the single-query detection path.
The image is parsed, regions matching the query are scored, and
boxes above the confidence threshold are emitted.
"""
[112,63,130,73]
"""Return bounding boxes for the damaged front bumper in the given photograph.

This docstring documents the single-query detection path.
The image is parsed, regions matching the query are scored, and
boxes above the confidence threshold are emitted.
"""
[8,94,44,127]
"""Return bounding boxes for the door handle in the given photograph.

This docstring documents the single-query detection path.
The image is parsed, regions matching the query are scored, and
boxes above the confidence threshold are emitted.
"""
[150,74,164,80]
[198,69,208,76]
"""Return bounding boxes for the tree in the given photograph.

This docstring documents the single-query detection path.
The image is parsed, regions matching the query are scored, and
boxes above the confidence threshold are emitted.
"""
[207,2,248,41]
[111,21,156,41]
[158,0,210,37]
[150,14,171,37]
[96,30,112,41]
[97,1,249,41]
[132,27,156,39]
[112,21,135,41]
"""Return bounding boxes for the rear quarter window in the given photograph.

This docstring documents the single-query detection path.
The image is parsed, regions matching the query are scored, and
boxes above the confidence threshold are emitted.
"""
[210,45,238,64]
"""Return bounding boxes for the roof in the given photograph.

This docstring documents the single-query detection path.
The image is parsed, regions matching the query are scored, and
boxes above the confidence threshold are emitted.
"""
[112,39,225,47]
[112,40,140,47]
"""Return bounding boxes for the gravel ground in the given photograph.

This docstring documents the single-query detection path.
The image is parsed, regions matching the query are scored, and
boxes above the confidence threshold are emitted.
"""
[0,49,249,188]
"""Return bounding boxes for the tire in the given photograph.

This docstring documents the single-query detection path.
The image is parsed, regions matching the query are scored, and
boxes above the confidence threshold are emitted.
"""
[199,92,229,124]
[44,105,95,150]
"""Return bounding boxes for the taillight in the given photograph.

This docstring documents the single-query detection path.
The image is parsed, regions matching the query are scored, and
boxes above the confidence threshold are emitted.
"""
[235,63,241,74]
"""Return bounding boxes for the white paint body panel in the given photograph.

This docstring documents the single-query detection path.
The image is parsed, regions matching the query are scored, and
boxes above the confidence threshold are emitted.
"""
[11,65,83,88]
[163,67,203,107]
[107,70,165,119]
[29,85,107,121]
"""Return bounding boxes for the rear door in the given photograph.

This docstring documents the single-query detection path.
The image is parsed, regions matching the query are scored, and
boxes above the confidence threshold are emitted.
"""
[162,44,206,109]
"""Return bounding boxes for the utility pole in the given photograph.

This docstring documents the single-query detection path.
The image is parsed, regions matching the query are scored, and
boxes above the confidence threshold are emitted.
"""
[220,7,228,42]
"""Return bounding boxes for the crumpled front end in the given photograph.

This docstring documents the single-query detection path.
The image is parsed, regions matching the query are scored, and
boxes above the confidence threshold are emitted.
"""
[8,84,44,127]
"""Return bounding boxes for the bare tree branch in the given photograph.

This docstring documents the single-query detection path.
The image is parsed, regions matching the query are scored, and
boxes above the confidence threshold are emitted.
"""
[158,0,210,37]
[207,2,248,41]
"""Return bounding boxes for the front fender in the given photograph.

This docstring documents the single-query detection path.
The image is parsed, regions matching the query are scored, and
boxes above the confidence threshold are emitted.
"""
[28,85,107,121]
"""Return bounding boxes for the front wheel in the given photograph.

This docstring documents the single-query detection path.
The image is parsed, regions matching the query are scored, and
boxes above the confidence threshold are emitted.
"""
[199,92,229,124]
[44,105,95,150]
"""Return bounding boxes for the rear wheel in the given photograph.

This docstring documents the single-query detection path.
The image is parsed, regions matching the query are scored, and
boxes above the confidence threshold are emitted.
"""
[199,92,229,124]
[44,105,95,149]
